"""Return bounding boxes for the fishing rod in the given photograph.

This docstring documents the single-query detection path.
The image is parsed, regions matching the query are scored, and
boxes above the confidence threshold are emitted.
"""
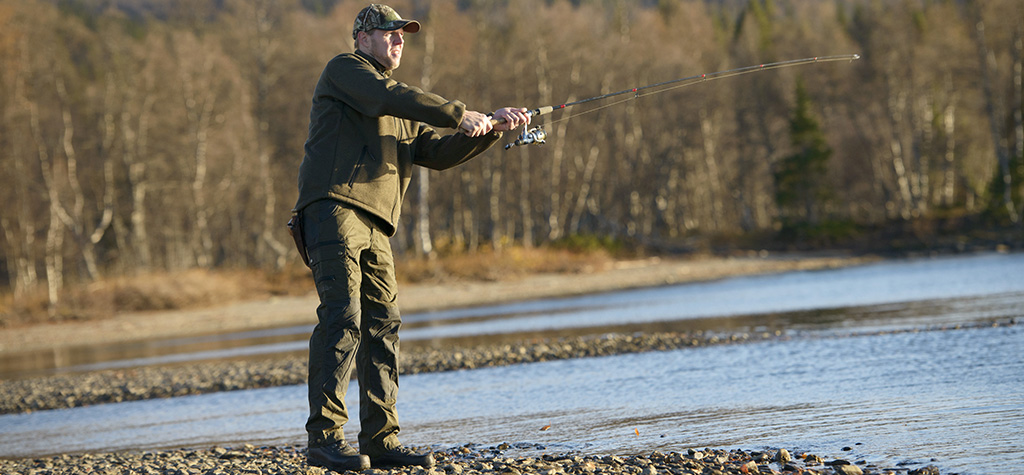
[496,53,861,150]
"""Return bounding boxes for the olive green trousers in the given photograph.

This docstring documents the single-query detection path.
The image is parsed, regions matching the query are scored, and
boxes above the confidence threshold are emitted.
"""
[302,199,402,456]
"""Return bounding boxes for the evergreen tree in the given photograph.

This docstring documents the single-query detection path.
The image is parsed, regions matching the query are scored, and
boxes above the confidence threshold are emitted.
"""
[774,79,833,235]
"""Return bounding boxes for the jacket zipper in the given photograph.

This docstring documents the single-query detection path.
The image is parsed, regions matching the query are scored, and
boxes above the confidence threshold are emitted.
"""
[347,146,370,187]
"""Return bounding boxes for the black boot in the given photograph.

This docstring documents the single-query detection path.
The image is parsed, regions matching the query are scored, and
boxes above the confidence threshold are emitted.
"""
[368,446,434,468]
[307,443,371,472]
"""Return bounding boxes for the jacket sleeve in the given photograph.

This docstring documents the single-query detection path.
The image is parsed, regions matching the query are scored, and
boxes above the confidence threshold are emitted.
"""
[322,54,465,129]
[412,123,503,171]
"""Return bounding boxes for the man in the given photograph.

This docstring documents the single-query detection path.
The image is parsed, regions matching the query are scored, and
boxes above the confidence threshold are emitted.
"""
[292,3,530,472]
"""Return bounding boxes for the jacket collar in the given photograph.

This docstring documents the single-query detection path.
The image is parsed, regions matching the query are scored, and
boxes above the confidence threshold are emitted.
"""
[355,49,393,78]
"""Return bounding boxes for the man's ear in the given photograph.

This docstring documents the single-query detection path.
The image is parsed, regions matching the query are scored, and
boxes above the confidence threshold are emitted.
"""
[356,31,369,50]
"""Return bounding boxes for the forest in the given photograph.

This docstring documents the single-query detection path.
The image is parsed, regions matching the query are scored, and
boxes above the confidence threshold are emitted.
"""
[1,0,1022,313]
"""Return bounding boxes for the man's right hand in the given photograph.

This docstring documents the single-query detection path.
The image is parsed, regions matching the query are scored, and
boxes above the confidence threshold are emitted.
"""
[458,110,494,137]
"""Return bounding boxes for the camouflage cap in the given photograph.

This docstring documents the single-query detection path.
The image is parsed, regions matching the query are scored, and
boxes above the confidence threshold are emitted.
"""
[352,4,421,39]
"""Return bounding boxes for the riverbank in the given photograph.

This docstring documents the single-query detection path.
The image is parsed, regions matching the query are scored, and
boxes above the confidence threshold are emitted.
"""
[1,318,1014,415]
[4,253,1010,475]
[0,254,877,414]
[0,330,756,414]
[0,254,871,354]
[0,441,939,475]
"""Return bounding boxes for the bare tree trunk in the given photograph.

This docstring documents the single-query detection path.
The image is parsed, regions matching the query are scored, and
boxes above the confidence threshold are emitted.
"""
[1,170,40,296]
[413,5,435,258]
[914,94,932,214]
[681,147,702,230]
[660,166,681,238]
[518,145,533,248]
[698,106,723,231]
[257,126,289,268]
[488,162,503,250]
[175,34,217,268]
[1,220,29,295]
[2,177,40,296]
[1013,24,1024,226]
[54,75,113,280]
[123,93,155,269]
[885,74,917,219]
[451,177,465,250]
[939,72,958,207]
[43,201,65,315]
[93,81,117,272]
[570,145,601,234]
[28,81,65,313]
[888,135,914,219]
[235,0,290,268]
[7,48,40,296]
[533,46,580,241]
[461,170,479,251]
[414,170,434,256]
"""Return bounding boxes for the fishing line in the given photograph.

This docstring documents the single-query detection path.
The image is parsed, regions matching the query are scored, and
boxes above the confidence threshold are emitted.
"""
[497,54,861,149]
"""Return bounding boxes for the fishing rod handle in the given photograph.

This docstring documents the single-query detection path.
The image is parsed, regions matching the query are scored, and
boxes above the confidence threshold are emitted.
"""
[488,106,554,126]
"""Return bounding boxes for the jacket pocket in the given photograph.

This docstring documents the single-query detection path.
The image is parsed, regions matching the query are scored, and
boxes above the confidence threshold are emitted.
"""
[345,146,372,188]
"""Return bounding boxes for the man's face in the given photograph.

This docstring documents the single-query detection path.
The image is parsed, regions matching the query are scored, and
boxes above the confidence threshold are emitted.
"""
[361,28,404,71]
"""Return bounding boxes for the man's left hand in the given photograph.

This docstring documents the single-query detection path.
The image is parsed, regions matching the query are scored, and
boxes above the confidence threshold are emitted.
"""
[459,110,493,137]
[491,107,531,132]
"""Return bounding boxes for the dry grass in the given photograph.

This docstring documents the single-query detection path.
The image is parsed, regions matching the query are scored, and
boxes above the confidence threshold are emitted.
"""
[0,246,616,328]
[0,268,301,328]
[397,246,616,283]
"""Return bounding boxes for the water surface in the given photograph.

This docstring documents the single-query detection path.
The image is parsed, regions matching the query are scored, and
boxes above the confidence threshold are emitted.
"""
[5,253,1021,377]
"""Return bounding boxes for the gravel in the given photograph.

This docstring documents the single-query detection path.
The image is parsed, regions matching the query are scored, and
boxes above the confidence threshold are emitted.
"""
[0,330,763,415]
[0,443,921,475]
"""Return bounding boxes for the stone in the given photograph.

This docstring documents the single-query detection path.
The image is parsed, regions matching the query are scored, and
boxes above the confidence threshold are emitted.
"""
[832,463,863,475]
[804,454,824,466]
[775,449,792,465]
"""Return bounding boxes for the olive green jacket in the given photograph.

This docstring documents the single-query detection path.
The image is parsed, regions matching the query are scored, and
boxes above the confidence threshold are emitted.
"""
[294,50,502,236]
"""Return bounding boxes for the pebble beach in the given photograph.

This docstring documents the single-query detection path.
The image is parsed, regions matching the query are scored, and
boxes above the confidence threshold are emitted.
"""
[0,440,943,475]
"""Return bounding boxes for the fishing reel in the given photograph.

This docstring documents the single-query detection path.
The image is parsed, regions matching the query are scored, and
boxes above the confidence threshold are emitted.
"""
[504,126,547,150]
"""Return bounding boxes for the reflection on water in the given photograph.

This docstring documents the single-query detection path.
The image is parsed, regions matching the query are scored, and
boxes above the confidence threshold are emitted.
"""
[4,253,1023,378]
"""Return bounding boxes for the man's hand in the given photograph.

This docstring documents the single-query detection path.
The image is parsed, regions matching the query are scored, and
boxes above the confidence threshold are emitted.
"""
[491,107,531,132]
[458,110,493,137]
[458,107,532,137]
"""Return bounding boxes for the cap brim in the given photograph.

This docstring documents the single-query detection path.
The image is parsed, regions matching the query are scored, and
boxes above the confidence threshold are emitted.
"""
[384,19,420,33]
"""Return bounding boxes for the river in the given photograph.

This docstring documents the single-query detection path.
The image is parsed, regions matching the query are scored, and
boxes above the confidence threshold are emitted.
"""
[1,252,1022,475]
